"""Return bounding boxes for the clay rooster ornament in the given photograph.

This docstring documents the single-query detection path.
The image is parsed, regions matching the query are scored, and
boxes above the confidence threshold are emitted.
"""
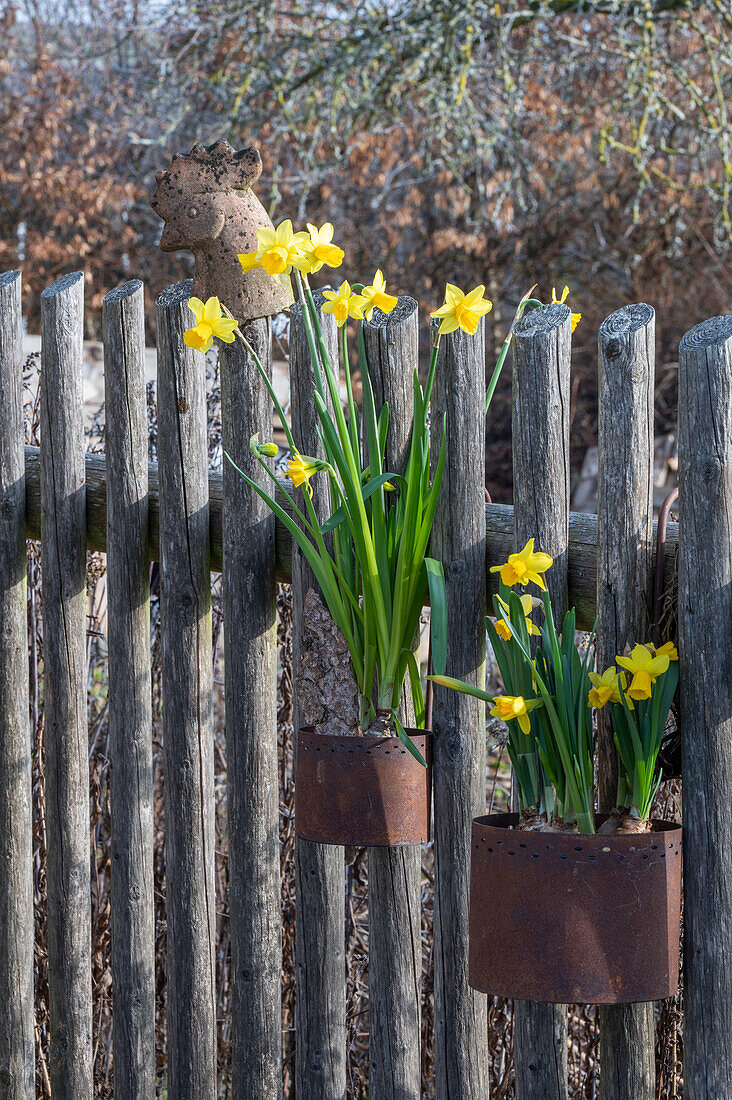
[151,140,291,322]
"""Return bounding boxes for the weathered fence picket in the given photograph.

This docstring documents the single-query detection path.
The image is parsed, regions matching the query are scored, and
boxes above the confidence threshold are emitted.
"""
[364,298,422,1100]
[596,304,656,1100]
[221,318,282,1099]
[2,259,730,1099]
[511,302,571,1100]
[103,280,156,1100]
[157,280,216,1099]
[289,293,347,1100]
[40,271,93,1100]
[0,268,34,1100]
[678,315,732,1098]
[430,318,490,1098]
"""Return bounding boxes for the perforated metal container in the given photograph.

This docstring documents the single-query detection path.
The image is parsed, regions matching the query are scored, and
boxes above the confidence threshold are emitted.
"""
[295,727,432,846]
[469,813,682,1004]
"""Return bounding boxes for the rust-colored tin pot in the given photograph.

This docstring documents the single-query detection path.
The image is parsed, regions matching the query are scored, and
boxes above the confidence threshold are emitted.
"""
[469,813,682,1004]
[295,727,432,846]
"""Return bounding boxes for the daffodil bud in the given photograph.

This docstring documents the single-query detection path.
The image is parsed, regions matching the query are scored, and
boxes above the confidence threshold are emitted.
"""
[250,433,279,458]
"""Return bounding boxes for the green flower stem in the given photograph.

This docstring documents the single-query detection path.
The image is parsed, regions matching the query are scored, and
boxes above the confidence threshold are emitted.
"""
[341,322,360,459]
[484,296,542,414]
[232,324,297,454]
[293,271,326,402]
[423,343,439,415]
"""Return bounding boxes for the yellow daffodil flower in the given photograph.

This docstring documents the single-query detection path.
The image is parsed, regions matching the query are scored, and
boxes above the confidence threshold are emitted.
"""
[490,539,553,590]
[490,694,532,735]
[321,281,367,327]
[494,593,540,640]
[616,644,670,701]
[292,222,345,275]
[238,219,309,277]
[184,297,238,354]
[287,451,323,497]
[651,641,678,661]
[551,285,581,332]
[361,270,398,322]
[588,667,626,709]
[431,283,493,336]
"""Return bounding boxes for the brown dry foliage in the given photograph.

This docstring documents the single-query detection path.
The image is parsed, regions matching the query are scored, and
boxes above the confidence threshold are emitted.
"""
[2,2,731,498]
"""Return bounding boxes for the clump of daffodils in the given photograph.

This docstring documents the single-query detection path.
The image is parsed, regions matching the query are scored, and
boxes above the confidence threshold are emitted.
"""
[432,542,597,833]
[589,642,678,830]
[181,214,507,760]
[431,535,678,835]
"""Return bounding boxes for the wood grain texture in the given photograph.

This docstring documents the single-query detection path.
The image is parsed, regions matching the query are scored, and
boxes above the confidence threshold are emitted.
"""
[23,450,678,632]
[678,315,732,1099]
[40,271,93,1100]
[0,269,34,1100]
[103,281,155,1100]
[430,320,489,1099]
[596,304,656,1100]
[364,298,422,1100]
[511,302,570,1100]
[290,291,347,1100]
[156,280,216,1099]
[220,320,281,1099]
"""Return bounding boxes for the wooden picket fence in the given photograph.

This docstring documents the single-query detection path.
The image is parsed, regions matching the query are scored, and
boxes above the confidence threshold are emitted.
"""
[0,266,730,1100]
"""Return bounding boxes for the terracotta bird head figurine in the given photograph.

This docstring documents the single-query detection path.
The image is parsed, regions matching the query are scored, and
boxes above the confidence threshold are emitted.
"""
[151,140,291,323]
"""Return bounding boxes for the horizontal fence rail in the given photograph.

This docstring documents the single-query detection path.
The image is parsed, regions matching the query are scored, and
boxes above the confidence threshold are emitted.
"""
[22,445,678,633]
[2,265,730,1100]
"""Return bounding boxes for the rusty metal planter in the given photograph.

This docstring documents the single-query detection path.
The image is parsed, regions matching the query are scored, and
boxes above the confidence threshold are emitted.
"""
[469,813,682,1004]
[295,727,432,846]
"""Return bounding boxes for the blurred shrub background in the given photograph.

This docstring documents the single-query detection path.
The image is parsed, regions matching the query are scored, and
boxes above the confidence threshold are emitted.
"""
[2,0,730,488]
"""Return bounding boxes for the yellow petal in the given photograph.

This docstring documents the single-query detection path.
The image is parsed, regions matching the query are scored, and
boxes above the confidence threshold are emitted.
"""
[647,654,670,677]
[517,539,535,561]
[213,317,238,335]
[464,284,487,306]
[443,283,464,306]
[203,297,222,323]
[187,297,205,322]
[275,219,294,245]
[256,227,276,250]
[310,221,334,245]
